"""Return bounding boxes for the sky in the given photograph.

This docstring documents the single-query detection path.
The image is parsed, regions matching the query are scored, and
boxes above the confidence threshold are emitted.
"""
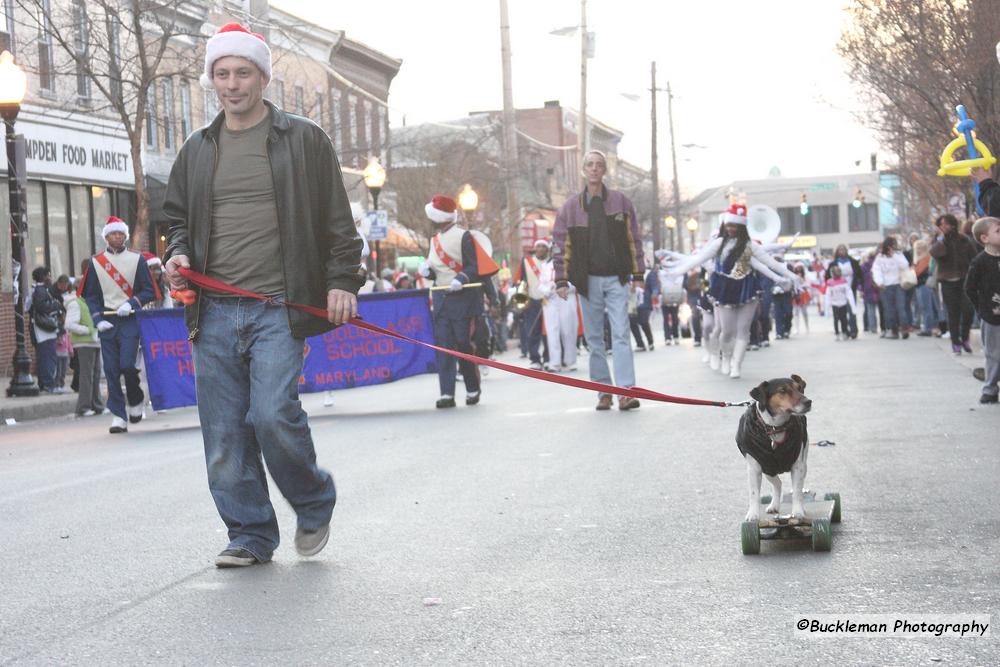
[272,0,879,197]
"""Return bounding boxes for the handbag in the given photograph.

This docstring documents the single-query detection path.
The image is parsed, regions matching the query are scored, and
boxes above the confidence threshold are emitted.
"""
[900,266,918,290]
[32,309,59,333]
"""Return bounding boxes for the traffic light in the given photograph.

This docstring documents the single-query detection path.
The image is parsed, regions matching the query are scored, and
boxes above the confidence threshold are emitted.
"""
[852,188,865,208]
[799,193,809,216]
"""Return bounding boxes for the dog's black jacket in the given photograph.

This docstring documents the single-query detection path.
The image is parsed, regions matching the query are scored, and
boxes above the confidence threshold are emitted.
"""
[736,405,808,476]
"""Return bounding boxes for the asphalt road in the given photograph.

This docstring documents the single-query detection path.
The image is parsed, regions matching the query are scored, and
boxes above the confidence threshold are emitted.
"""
[2,322,998,665]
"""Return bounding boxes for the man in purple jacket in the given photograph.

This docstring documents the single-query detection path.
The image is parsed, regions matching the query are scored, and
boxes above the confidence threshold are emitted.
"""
[553,150,646,411]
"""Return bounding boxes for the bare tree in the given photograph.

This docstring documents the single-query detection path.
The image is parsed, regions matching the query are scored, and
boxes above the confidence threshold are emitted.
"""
[13,0,204,247]
[838,0,1000,227]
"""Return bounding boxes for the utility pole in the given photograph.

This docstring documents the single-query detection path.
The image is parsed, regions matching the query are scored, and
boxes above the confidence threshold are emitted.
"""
[650,61,661,250]
[578,0,588,188]
[499,0,520,257]
[666,81,682,253]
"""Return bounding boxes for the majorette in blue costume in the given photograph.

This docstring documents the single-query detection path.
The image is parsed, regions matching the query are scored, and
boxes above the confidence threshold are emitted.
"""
[663,203,797,380]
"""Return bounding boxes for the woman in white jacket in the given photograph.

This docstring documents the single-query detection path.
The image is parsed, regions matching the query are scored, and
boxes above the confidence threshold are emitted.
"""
[871,235,911,339]
[663,204,797,378]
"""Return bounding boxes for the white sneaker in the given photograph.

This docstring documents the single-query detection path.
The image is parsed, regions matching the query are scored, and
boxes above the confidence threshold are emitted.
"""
[126,402,145,424]
[529,361,543,370]
[323,391,334,407]
[80,409,97,417]
[729,364,741,379]
[109,416,128,434]
[720,356,731,375]
[709,354,720,371]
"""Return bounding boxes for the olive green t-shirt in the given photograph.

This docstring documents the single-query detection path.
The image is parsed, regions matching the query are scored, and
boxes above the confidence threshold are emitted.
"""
[205,112,285,297]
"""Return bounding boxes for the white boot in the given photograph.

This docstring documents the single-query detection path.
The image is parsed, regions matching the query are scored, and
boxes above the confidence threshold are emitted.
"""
[720,354,731,375]
[126,402,145,424]
[709,351,720,370]
[109,416,128,434]
[730,340,748,379]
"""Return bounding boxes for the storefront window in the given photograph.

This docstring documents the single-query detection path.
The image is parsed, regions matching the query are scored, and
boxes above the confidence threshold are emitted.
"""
[92,185,111,249]
[70,185,91,275]
[26,181,46,272]
[46,183,69,278]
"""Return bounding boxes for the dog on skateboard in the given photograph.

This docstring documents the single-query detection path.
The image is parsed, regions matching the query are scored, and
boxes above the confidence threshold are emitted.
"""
[738,375,811,522]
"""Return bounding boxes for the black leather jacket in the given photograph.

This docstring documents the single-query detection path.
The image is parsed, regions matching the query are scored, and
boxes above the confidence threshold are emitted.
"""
[162,102,364,340]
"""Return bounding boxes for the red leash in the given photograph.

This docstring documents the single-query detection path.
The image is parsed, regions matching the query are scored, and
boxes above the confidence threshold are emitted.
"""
[175,268,744,408]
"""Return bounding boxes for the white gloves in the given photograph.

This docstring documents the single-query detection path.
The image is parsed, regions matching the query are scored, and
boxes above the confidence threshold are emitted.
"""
[448,278,463,292]
[116,301,133,317]
[418,262,431,278]
[97,321,114,332]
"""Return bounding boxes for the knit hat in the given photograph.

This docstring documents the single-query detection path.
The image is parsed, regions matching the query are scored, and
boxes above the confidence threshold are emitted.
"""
[425,195,458,224]
[721,203,748,226]
[200,23,272,89]
[142,252,161,267]
[102,216,129,240]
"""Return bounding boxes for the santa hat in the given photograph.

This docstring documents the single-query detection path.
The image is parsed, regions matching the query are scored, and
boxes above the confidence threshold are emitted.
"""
[200,23,272,89]
[721,203,748,226]
[102,216,129,240]
[425,195,458,224]
[142,252,161,267]
[534,238,551,249]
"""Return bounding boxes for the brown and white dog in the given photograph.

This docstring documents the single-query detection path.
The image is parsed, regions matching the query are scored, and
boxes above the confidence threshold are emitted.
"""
[737,375,812,522]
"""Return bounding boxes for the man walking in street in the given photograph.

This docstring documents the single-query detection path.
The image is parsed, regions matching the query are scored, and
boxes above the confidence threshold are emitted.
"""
[162,23,364,568]
[81,218,155,433]
[552,150,646,411]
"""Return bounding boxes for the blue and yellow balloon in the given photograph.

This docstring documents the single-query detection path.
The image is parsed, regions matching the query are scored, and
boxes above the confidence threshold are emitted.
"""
[938,105,996,214]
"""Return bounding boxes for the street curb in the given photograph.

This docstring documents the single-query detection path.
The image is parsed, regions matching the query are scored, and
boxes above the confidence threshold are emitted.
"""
[1,395,77,424]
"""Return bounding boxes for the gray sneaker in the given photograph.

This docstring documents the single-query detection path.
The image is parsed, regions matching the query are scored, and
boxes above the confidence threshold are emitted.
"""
[215,547,260,568]
[294,524,330,557]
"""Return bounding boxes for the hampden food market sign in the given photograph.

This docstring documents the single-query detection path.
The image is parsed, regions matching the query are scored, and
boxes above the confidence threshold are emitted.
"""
[1,117,134,187]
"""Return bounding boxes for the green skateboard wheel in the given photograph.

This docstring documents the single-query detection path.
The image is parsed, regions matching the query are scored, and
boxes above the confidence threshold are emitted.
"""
[741,520,761,555]
[812,518,832,552]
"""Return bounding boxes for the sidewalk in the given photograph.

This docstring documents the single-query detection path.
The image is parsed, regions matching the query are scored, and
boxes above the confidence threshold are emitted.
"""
[0,383,79,423]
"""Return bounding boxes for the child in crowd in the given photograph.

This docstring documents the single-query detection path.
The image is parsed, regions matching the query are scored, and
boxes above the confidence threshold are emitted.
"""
[824,265,857,341]
[791,264,810,334]
[964,217,1000,404]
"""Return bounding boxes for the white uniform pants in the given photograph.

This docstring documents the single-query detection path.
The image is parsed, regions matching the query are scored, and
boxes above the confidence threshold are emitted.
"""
[543,292,579,368]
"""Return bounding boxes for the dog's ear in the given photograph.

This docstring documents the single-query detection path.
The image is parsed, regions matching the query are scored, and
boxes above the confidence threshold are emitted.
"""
[791,374,807,392]
[749,381,769,406]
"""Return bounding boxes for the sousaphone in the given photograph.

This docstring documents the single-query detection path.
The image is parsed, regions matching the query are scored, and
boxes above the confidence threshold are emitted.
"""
[745,204,781,244]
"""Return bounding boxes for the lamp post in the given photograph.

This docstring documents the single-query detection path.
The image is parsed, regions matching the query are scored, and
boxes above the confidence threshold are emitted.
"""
[664,215,676,251]
[363,156,386,276]
[686,217,698,249]
[2,51,37,397]
[458,183,479,226]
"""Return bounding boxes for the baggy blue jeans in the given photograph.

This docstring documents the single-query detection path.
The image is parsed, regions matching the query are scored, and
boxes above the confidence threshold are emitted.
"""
[193,296,336,562]
[580,276,636,391]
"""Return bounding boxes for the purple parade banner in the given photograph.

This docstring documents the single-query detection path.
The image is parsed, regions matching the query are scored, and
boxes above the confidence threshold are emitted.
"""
[137,289,437,411]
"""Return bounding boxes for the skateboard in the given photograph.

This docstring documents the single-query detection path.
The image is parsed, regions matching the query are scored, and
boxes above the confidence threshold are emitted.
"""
[740,490,842,555]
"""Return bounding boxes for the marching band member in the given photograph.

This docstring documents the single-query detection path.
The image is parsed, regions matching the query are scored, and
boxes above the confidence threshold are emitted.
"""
[418,195,498,408]
[80,217,156,433]
[518,239,549,369]
[664,204,796,379]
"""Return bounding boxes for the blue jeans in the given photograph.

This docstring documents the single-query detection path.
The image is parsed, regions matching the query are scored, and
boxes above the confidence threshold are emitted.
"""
[523,298,544,364]
[34,337,57,391]
[772,292,793,337]
[193,296,336,562]
[915,285,941,333]
[580,276,635,390]
[881,285,907,332]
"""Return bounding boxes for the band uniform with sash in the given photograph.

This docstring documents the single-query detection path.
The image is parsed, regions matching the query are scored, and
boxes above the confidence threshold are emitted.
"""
[81,217,156,432]
[419,195,499,408]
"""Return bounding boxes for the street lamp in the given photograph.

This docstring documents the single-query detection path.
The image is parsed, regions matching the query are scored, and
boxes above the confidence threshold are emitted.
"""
[686,217,698,249]
[664,215,676,251]
[458,183,478,224]
[363,156,386,275]
[1,50,38,397]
